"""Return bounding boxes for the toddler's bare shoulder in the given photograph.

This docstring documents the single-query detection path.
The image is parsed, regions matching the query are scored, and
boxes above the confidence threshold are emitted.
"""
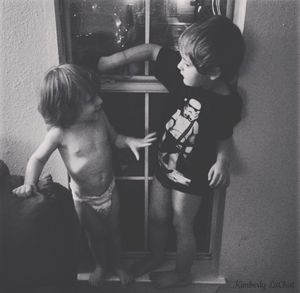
[46,126,64,143]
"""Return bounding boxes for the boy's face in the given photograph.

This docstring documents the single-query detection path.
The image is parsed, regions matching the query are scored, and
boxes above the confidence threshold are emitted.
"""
[77,94,103,122]
[177,53,211,87]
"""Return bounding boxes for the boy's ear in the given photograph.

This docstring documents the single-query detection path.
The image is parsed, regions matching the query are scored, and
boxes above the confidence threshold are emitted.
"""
[208,67,221,81]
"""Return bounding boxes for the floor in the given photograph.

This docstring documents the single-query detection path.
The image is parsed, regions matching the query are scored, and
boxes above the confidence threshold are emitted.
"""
[8,281,221,293]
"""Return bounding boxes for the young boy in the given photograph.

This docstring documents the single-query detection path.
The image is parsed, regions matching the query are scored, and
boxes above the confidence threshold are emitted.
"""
[97,16,245,288]
[13,64,156,287]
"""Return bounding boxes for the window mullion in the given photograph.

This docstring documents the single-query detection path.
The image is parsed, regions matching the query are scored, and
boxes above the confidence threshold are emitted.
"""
[145,0,150,75]
[144,92,149,251]
[144,0,151,252]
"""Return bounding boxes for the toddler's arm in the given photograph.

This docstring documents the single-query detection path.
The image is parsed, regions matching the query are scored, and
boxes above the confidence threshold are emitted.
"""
[208,137,233,188]
[13,128,61,197]
[97,44,161,73]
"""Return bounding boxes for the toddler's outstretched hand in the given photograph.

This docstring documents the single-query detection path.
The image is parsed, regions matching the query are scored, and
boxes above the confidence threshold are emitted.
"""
[13,184,36,198]
[126,132,157,160]
[208,160,230,188]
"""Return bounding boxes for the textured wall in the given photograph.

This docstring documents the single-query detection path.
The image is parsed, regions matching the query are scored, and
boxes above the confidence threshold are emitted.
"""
[219,0,298,292]
[0,0,67,185]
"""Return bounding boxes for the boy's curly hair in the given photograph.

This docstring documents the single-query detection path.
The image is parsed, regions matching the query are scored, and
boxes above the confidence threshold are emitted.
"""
[178,16,245,81]
[38,64,101,128]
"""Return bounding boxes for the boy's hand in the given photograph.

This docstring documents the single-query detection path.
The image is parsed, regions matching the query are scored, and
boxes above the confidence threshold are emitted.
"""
[208,160,230,188]
[126,132,157,160]
[12,184,36,198]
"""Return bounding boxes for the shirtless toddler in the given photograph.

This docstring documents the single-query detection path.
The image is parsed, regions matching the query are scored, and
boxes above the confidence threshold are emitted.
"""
[13,64,156,287]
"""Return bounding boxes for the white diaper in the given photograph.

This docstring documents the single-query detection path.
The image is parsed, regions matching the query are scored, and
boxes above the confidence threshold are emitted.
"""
[72,178,115,216]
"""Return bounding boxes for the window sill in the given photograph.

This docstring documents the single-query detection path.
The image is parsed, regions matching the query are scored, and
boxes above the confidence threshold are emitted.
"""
[100,75,168,93]
[77,258,225,285]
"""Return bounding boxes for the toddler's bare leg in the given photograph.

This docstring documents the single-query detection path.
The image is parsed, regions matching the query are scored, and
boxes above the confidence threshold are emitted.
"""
[150,190,202,288]
[74,201,108,287]
[131,177,172,278]
[107,187,132,286]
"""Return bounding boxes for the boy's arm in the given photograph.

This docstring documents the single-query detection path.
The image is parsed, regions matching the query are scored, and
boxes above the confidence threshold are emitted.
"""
[103,112,156,160]
[208,137,233,188]
[97,44,161,73]
[13,128,61,197]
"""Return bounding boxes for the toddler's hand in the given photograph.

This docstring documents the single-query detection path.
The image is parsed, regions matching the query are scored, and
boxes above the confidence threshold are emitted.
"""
[12,184,36,198]
[208,160,230,188]
[127,132,157,160]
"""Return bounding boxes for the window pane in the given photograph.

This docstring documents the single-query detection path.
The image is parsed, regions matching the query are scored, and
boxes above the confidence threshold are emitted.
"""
[103,93,145,176]
[64,0,145,72]
[149,93,171,175]
[150,0,194,49]
[194,190,213,253]
[61,0,233,74]
[117,180,145,251]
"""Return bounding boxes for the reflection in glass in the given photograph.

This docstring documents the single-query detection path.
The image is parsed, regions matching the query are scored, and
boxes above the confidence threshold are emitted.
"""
[64,0,145,71]
[62,0,232,75]
[149,0,194,74]
[150,0,194,49]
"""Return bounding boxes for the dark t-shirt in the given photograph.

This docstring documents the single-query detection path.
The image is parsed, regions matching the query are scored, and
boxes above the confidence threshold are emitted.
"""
[154,47,242,195]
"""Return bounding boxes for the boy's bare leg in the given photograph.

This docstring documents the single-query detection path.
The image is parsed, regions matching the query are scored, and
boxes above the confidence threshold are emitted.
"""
[131,177,172,278]
[150,190,202,288]
[107,188,132,286]
[74,201,108,287]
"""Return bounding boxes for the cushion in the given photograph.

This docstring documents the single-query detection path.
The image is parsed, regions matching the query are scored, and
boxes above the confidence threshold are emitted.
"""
[1,162,79,290]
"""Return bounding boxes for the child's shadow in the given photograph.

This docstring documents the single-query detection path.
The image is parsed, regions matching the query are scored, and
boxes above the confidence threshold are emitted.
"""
[230,140,246,175]
[230,78,251,176]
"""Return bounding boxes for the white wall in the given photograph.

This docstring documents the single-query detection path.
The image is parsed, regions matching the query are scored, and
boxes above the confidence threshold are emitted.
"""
[0,0,67,185]
[219,0,299,292]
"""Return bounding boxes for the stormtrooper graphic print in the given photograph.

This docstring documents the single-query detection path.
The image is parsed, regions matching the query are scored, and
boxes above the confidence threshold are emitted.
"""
[158,98,201,186]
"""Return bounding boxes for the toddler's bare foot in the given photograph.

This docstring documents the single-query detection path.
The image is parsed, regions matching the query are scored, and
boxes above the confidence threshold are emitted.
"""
[115,267,133,286]
[88,266,105,287]
[149,270,192,289]
[130,256,163,278]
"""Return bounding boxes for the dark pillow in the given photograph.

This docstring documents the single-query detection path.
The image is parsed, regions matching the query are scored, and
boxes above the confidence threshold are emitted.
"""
[2,175,79,291]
